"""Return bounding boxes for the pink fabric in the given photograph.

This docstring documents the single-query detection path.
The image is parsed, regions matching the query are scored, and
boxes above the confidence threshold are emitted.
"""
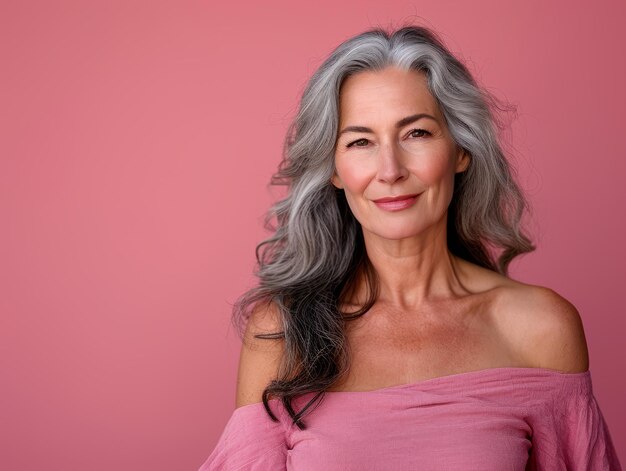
[199,367,622,470]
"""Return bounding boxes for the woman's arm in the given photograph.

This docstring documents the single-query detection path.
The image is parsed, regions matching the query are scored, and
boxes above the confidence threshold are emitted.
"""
[236,301,285,408]
[198,302,289,471]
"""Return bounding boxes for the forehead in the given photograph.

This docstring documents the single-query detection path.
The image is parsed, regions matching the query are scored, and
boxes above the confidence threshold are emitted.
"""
[338,67,441,122]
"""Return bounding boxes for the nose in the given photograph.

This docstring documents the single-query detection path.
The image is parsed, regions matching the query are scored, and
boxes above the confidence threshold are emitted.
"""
[376,140,409,184]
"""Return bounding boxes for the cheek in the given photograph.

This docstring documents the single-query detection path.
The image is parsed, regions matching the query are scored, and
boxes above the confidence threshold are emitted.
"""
[335,160,371,192]
[417,154,458,212]
[412,153,454,184]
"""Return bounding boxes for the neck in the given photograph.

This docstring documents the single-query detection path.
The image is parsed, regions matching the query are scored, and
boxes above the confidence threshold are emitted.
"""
[357,221,466,310]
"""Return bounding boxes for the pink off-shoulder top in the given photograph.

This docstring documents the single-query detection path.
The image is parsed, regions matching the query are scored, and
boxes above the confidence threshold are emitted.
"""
[198,367,622,470]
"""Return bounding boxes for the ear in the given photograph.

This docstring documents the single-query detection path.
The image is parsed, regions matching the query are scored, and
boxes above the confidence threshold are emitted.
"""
[455,148,471,173]
[331,172,343,189]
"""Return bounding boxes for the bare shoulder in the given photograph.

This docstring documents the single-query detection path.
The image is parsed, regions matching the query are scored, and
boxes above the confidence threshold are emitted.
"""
[492,281,590,373]
[235,300,285,408]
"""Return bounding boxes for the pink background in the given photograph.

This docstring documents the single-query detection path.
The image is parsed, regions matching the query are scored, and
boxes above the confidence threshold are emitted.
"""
[1,1,624,469]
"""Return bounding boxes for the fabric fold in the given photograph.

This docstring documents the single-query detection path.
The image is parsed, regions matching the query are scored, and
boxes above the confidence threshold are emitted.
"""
[198,367,622,470]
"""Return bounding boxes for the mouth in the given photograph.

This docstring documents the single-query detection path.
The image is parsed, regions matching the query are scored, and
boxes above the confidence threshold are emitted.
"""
[373,193,421,203]
[373,193,421,212]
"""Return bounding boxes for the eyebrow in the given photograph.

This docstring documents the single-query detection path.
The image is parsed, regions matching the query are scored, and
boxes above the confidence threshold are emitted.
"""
[338,113,438,136]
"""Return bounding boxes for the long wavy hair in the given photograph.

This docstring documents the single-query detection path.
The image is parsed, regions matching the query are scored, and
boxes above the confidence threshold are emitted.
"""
[231,24,535,429]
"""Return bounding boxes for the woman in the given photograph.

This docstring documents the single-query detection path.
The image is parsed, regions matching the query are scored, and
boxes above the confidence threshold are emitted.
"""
[199,25,621,470]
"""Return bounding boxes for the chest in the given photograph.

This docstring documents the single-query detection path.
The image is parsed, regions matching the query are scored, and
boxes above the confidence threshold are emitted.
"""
[332,302,521,391]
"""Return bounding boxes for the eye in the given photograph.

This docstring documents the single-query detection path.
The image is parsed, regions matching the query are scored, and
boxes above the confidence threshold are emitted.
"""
[346,138,369,148]
[408,128,430,138]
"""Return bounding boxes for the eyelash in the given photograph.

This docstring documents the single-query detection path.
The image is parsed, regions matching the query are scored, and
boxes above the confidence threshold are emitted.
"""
[345,128,431,148]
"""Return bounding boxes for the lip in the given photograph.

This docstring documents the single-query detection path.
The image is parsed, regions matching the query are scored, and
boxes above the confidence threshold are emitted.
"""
[373,193,421,203]
[373,193,421,212]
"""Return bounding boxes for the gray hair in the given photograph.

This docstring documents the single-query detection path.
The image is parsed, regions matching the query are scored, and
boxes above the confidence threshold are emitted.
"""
[231,24,535,429]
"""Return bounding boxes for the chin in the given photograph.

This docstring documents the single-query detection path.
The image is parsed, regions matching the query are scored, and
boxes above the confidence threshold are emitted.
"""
[364,225,425,241]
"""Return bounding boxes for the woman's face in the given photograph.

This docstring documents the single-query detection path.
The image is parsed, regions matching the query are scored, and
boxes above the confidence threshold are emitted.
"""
[332,66,470,242]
